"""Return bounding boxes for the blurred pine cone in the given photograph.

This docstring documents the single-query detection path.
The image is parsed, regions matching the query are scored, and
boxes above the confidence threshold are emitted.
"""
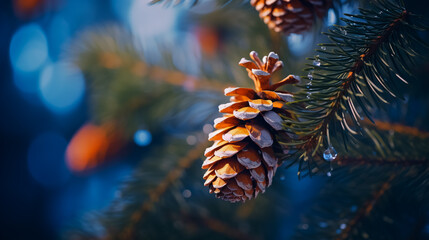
[251,0,332,34]
[203,51,299,202]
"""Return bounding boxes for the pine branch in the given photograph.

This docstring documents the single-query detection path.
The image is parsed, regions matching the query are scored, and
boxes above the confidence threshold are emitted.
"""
[67,135,291,240]
[71,26,230,92]
[337,157,429,167]
[115,141,209,240]
[285,0,428,167]
[181,212,259,240]
[336,174,397,240]
[291,119,429,178]
[69,26,232,137]
[364,119,429,138]
[292,165,429,240]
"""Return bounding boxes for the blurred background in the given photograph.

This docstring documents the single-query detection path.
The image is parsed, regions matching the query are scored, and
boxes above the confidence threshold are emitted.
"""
[1,1,124,239]
[1,0,429,239]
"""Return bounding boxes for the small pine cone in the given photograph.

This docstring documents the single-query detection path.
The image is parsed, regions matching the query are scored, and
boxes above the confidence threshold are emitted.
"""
[203,51,299,203]
[250,0,332,35]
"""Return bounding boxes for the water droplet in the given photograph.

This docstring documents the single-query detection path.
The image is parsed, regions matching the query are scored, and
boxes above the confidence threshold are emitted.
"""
[182,189,192,198]
[327,171,332,177]
[313,55,321,66]
[306,81,312,99]
[313,59,321,67]
[321,46,326,50]
[323,146,337,161]
[341,28,347,35]
[340,223,346,229]
[307,72,314,81]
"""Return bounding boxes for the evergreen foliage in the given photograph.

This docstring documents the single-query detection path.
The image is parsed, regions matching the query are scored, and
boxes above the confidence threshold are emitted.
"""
[284,0,428,174]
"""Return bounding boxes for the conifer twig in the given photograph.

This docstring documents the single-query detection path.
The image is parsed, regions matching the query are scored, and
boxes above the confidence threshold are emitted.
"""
[182,212,259,240]
[285,0,428,173]
[337,157,429,166]
[301,10,409,155]
[115,142,209,240]
[365,119,429,138]
[337,174,397,240]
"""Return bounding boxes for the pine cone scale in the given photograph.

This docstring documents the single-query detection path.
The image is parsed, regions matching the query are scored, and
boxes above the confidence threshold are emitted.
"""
[223,126,249,142]
[237,147,262,169]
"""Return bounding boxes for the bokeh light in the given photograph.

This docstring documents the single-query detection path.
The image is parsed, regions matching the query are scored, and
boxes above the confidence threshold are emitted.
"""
[13,0,45,16]
[186,135,197,145]
[287,33,314,56]
[27,132,71,188]
[128,0,178,65]
[134,129,152,147]
[9,23,48,73]
[129,0,176,38]
[66,124,111,172]
[327,9,337,26]
[39,62,85,114]
[203,123,213,134]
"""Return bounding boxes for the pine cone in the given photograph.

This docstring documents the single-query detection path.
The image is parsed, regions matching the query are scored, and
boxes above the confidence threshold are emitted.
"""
[203,51,299,203]
[250,0,332,35]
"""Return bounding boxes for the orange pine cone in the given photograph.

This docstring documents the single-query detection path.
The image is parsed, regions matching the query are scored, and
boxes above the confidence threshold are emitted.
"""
[250,0,331,35]
[203,51,299,202]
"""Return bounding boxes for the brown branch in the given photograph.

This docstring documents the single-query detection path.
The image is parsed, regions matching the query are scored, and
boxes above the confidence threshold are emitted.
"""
[200,215,259,240]
[337,157,429,167]
[336,174,397,240]
[98,51,229,92]
[147,65,230,92]
[365,119,429,139]
[182,212,260,240]
[114,141,209,240]
[302,10,410,153]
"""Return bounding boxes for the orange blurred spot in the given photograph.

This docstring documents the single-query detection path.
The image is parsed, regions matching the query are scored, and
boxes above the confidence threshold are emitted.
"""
[14,0,44,17]
[66,123,123,172]
[194,27,220,57]
[131,61,147,77]
[99,52,123,69]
